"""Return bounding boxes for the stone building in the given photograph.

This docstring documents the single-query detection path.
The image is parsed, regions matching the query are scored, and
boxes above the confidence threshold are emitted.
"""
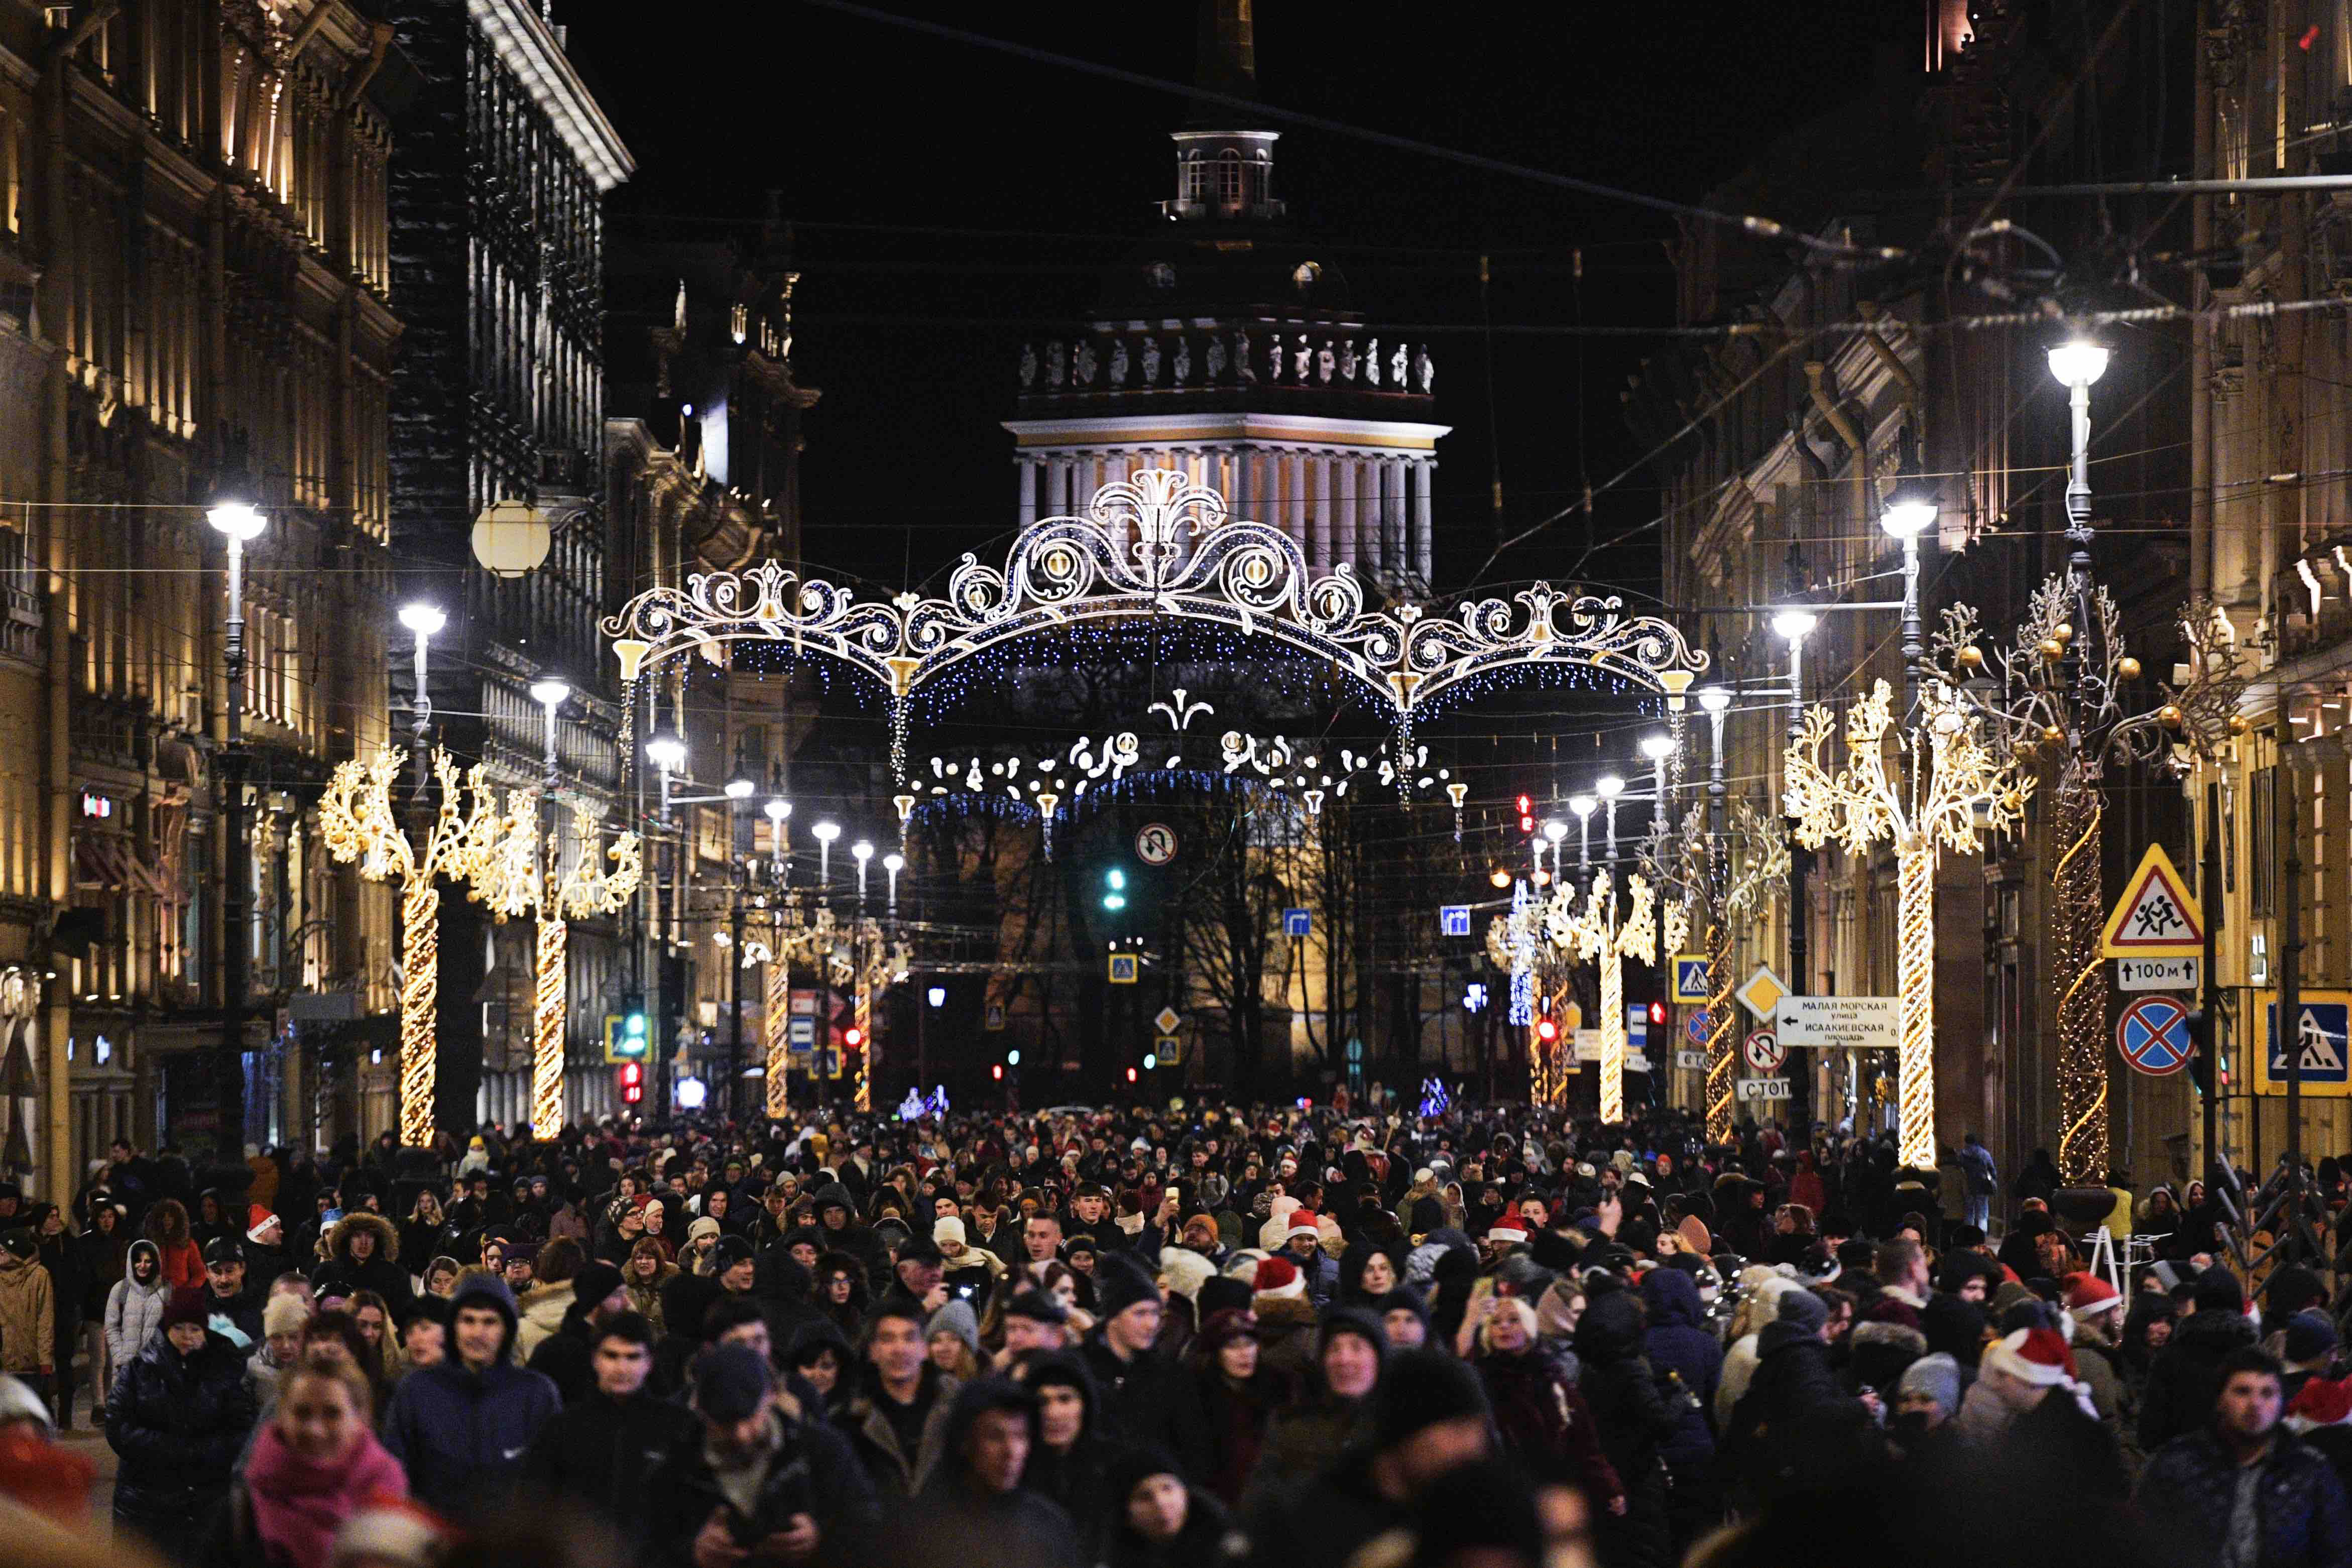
[380,0,631,1132]
[0,0,407,1192]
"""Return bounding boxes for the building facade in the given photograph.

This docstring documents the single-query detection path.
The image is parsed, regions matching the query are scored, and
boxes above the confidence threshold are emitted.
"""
[381,0,631,1134]
[0,0,407,1192]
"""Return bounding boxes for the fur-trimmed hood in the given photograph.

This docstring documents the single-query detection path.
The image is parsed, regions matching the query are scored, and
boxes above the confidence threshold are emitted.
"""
[327,1210,399,1265]
[1251,1292,1320,1334]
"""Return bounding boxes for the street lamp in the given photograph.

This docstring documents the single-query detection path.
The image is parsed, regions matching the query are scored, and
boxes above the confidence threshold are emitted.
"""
[852,839,874,905]
[1541,818,1568,883]
[529,678,570,796]
[397,604,444,791]
[764,797,790,885]
[1881,486,1936,714]
[1596,773,1624,861]
[1569,793,1597,878]
[883,850,904,912]
[209,469,266,1158]
[812,820,841,888]
[724,778,755,801]
[1639,733,1675,836]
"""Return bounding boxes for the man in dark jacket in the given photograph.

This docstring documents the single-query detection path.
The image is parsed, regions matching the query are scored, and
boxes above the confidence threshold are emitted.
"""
[382,1273,561,1521]
[646,1341,879,1568]
[812,1182,887,1278]
[521,1310,696,1556]
[2139,1266,2259,1451]
[105,1286,257,1554]
[899,1377,1083,1568]
[1639,1262,1722,1550]
[310,1211,412,1308]
[1079,1254,1209,1478]
[525,1259,630,1405]
[2139,1348,2352,1567]
[1725,1287,1865,1490]
[198,1237,263,1347]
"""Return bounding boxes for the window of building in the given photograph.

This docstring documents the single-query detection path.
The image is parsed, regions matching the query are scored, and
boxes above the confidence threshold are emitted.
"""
[1182,151,1208,203]
[1217,149,1242,204]
[2251,765,2274,916]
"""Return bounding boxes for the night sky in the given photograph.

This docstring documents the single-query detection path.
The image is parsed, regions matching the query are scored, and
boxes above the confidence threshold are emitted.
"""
[569,1,1916,600]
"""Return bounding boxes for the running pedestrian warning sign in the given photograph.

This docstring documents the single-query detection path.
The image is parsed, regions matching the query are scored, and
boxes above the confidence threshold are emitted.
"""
[2098,843,2203,959]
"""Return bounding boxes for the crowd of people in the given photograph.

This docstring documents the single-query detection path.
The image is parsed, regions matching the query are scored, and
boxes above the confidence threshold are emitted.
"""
[0,1104,2339,1568]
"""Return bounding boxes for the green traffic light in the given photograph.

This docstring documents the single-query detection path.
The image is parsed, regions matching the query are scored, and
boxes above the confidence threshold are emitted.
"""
[1102,893,1127,911]
[1106,869,1126,890]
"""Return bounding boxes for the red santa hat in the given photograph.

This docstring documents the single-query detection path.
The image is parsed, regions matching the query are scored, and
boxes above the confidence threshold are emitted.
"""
[1983,1326,2078,1386]
[2290,1376,2352,1430]
[1252,1254,1305,1300]
[2061,1272,2122,1317]
[1485,1222,1528,1246]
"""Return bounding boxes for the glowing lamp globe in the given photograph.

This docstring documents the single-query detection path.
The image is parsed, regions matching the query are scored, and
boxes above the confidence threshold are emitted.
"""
[471,498,552,578]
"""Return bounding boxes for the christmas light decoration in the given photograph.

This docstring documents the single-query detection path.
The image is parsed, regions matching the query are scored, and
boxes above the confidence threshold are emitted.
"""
[1551,866,1661,1125]
[470,793,644,1138]
[604,471,1707,785]
[1940,592,2247,1181]
[1785,678,2030,1168]
[318,749,505,1146]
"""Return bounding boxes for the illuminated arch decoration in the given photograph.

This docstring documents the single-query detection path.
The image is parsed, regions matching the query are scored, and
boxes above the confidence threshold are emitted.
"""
[604,470,1707,783]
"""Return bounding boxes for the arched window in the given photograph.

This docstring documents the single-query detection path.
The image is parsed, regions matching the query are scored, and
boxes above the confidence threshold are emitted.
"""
[1182,149,1209,204]
[1217,149,1243,204]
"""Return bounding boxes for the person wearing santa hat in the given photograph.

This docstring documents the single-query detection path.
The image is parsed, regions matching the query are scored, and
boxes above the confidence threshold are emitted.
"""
[2140,1347,2352,1567]
[2287,1373,2352,1499]
[2063,1271,2127,1425]
[1956,1326,2101,1446]
[1249,1254,1320,1387]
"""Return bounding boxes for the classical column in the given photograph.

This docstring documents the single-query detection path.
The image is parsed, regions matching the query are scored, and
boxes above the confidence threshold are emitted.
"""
[1310,452,1333,571]
[1048,455,1072,516]
[1380,458,1404,574]
[1284,449,1306,553]
[1233,444,1252,518]
[1017,457,1039,527]
[1336,457,1359,569]
[1413,457,1436,582]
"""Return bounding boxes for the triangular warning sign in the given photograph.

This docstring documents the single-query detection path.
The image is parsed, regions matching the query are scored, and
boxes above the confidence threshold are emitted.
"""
[2100,843,2203,958]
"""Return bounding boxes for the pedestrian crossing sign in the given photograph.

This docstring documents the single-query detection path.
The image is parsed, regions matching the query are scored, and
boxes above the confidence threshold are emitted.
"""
[1672,955,1710,1004]
[1108,953,1139,984]
[2099,843,2203,958]
[2257,992,2352,1097]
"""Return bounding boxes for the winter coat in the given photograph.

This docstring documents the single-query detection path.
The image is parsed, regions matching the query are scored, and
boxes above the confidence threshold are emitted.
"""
[0,1246,56,1374]
[908,1380,1084,1568]
[2139,1427,2352,1568]
[1724,1321,1846,1475]
[1249,1291,1321,1387]
[1639,1265,1721,1468]
[1082,1329,1212,1480]
[513,1280,575,1360]
[2138,1306,2258,1451]
[1195,1360,1285,1508]
[1246,1386,1368,1511]
[646,1404,878,1568]
[624,1260,677,1339]
[157,1237,205,1293]
[205,1418,407,1568]
[836,1363,958,1498]
[1576,1291,1678,1568]
[106,1243,170,1367]
[311,1213,411,1307]
[106,1326,259,1530]
[810,1183,889,1277]
[32,1224,86,1334]
[520,1386,699,1554]
[1476,1346,1624,1505]
[380,1275,561,1521]
[77,1221,130,1318]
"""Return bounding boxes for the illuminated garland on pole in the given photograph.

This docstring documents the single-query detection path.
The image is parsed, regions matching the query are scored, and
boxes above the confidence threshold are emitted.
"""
[1785,676,2029,1168]
[1705,801,1790,1143]
[319,749,504,1147]
[1550,870,1668,1126]
[471,795,643,1137]
[1941,593,2247,1182]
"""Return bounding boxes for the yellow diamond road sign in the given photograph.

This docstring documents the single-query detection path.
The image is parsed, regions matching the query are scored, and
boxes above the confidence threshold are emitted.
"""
[1736,964,1787,1023]
[1154,1006,1182,1035]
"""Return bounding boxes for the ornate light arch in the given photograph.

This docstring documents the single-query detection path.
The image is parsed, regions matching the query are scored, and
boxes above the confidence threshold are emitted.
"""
[604,470,1706,780]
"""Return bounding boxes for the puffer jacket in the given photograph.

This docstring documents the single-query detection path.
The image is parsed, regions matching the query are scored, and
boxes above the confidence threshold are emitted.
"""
[2139,1427,2352,1566]
[106,1241,170,1367]
[2137,1305,2257,1451]
[1638,1265,1720,1468]
[381,1275,561,1521]
[0,1245,55,1374]
[107,1325,258,1528]
[513,1280,575,1360]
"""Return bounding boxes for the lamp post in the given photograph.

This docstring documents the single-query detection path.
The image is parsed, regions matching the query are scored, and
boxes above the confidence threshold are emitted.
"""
[852,839,873,907]
[1640,734,1675,839]
[1569,794,1596,884]
[1596,774,1624,865]
[1697,685,1737,1141]
[398,604,444,795]
[810,820,840,1099]
[813,820,840,890]
[1880,490,1937,718]
[645,732,685,1112]
[761,796,792,1119]
[723,778,753,1117]
[208,481,265,1158]
[524,678,571,1136]
[1773,608,1819,1077]
[1542,819,1567,885]
[883,851,904,913]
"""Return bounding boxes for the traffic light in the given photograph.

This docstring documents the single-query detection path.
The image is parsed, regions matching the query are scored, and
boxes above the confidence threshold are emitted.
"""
[992,1063,1004,1080]
[617,1061,644,1104]
[604,1008,650,1064]
[1516,794,1536,835]
[1126,1066,1138,1083]
[844,1024,865,1051]
[2186,1009,2227,1094]
[1102,867,1128,912]
[1649,1000,1668,1027]
[1535,994,1560,1045]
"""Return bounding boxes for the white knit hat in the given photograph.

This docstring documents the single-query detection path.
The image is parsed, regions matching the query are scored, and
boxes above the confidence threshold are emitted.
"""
[934,1216,967,1247]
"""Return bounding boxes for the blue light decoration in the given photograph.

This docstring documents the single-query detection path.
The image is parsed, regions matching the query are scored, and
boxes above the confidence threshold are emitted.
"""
[898,1087,925,1121]
[1419,1076,1451,1118]
[1508,879,1535,1027]
[925,1084,951,1117]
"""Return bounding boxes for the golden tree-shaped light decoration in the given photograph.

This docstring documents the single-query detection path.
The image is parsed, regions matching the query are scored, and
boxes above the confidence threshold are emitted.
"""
[1551,869,1661,1125]
[469,791,643,1138]
[318,748,505,1147]
[1785,679,2030,1168]
[1940,593,2247,1184]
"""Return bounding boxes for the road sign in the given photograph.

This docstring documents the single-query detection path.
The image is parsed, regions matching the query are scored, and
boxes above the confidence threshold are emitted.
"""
[1135,823,1178,866]
[2118,955,2199,993]
[1672,955,1711,1004]
[1685,1009,1712,1045]
[1283,908,1312,938]
[2257,993,2352,1097]
[1572,1030,1603,1062]
[2100,843,2203,958]
[1154,1006,1182,1034]
[1156,1035,1182,1063]
[788,1016,815,1047]
[1744,1029,1785,1073]
[1735,964,1788,1022]
[1439,905,1472,937]
[1628,1052,1652,1073]
[1774,995,1901,1049]
[984,1003,1005,1031]
[2118,996,2192,1076]
[1737,1077,1792,1101]
[1676,1049,1707,1069]
[1626,1005,1649,1046]
[1108,953,1140,984]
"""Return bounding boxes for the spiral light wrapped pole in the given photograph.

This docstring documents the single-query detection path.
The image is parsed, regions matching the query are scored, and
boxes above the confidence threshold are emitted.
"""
[398,882,440,1149]
[764,956,791,1118]
[532,918,568,1137]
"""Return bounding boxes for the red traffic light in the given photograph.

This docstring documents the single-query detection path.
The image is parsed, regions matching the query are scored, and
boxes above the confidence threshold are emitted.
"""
[1516,794,1533,815]
[619,1062,642,1087]
[1536,1018,1559,1044]
[992,1064,1004,1080]
[623,1083,643,1104]
[1126,1067,1138,1083]
[1648,1001,1667,1026]
[844,1025,865,1049]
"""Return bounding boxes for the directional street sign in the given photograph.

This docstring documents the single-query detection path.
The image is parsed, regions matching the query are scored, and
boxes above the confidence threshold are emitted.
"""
[1572,1030,1604,1062]
[1735,964,1788,1022]
[2117,996,2191,1077]
[1737,1078,1792,1101]
[2100,843,2203,958]
[2257,992,2352,1097]
[1154,1006,1182,1035]
[1743,1029,1785,1073]
[1672,955,1711,1004]
[1135,823,1178,866]
[1108,953,1140,984]
[1774,995,1901,1049]
[1439,905,1472,938]
[2117,956,2200,993]
[1283,908,1312,938]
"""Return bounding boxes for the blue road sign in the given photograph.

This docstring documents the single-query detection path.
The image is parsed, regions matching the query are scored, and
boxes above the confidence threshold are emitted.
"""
[1672,956,1710,1004]
[2118,996,2191,1077]
[1283,908,1312,938]
[1440,905,1472,938]
[2266,1000,2350,1084]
